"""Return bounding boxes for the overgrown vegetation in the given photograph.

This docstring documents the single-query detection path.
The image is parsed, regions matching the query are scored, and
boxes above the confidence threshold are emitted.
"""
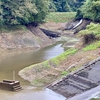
[0,0,85,26]
[76,0,100,22]
[78,22,100,51]
[45,12,76,22]
[0,0,50,26]
[50,0,85,12]
[80,23,100,38]
[79,23,100,44]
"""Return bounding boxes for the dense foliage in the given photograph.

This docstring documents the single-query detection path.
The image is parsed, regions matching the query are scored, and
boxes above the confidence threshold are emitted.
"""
[76,0,100,22]
[1,0,99,26]
[50,0,85,12]
[0,0,50,26]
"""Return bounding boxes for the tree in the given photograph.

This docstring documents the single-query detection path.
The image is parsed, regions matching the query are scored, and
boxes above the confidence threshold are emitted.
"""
[0,0,50,26]
[0,1,3,26]
[50,0,85,12]
[52,0,72,12]
[33,0,50,24]
[76,0,100,22]
[49,0,57,12]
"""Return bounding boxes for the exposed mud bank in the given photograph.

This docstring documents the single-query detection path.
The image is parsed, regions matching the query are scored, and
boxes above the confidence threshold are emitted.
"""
[18,20,93,87]
[0,26,53,53]
[19,43,100,87]
[19,48,78,86]
[0,19,90,54]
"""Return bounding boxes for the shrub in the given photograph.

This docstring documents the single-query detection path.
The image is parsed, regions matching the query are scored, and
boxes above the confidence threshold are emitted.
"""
[79,23,100,44]
[83,34,96,44]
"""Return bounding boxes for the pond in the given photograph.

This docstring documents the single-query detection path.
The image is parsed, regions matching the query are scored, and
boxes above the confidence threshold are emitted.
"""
[0,42,66,100]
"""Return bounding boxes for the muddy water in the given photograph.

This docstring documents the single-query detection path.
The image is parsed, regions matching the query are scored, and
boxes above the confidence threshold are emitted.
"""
[0,42,66,100]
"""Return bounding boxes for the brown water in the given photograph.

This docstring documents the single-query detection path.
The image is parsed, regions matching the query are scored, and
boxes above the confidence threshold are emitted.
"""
[0,43,66,100]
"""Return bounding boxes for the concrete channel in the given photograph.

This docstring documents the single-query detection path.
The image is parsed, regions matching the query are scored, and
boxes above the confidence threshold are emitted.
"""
[48,57,100,99]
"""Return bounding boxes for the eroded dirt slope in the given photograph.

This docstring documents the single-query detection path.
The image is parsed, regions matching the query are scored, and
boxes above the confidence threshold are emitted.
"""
[0,26,52,52]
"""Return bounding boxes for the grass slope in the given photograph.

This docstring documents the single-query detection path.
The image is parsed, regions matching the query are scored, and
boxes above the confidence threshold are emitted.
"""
[19,48,77,86]
[45,12,76,22]
[79,23,100,51]
[79,23,100,38]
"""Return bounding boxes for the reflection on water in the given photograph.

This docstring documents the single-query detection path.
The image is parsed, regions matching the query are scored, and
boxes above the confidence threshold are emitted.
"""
[0,42,66,100]
[45,89,66,100]
[0,43,64,84]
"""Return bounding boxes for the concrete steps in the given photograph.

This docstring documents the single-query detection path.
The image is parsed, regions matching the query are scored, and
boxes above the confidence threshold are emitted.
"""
[48,73,98,98]
[68,78,89,91]
[13,84,22,91]
[69,74,98,88]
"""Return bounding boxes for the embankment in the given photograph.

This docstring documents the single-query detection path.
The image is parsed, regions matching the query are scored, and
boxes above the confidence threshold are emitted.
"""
[19,48,77,86]
[0,26,53,54]
[19,23,100,87]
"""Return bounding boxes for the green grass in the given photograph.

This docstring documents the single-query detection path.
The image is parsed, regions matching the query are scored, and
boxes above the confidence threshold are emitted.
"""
[61,65,81,77]
[61,71,69,76]
[79,23,100,38]
[21,48,77,73]
[45,12,76,23]
[33,48,77,70]
[32,48,78,86]
[20,48,78,86]
[51,48,78,65]
[79,23,100,51]
[83,41,100,51]
[0,25,27,33]
[91,98,100,100]
[34,48,78,72]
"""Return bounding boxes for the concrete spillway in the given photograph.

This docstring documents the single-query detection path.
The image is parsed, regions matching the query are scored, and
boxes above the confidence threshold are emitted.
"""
[48,57,100,99]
